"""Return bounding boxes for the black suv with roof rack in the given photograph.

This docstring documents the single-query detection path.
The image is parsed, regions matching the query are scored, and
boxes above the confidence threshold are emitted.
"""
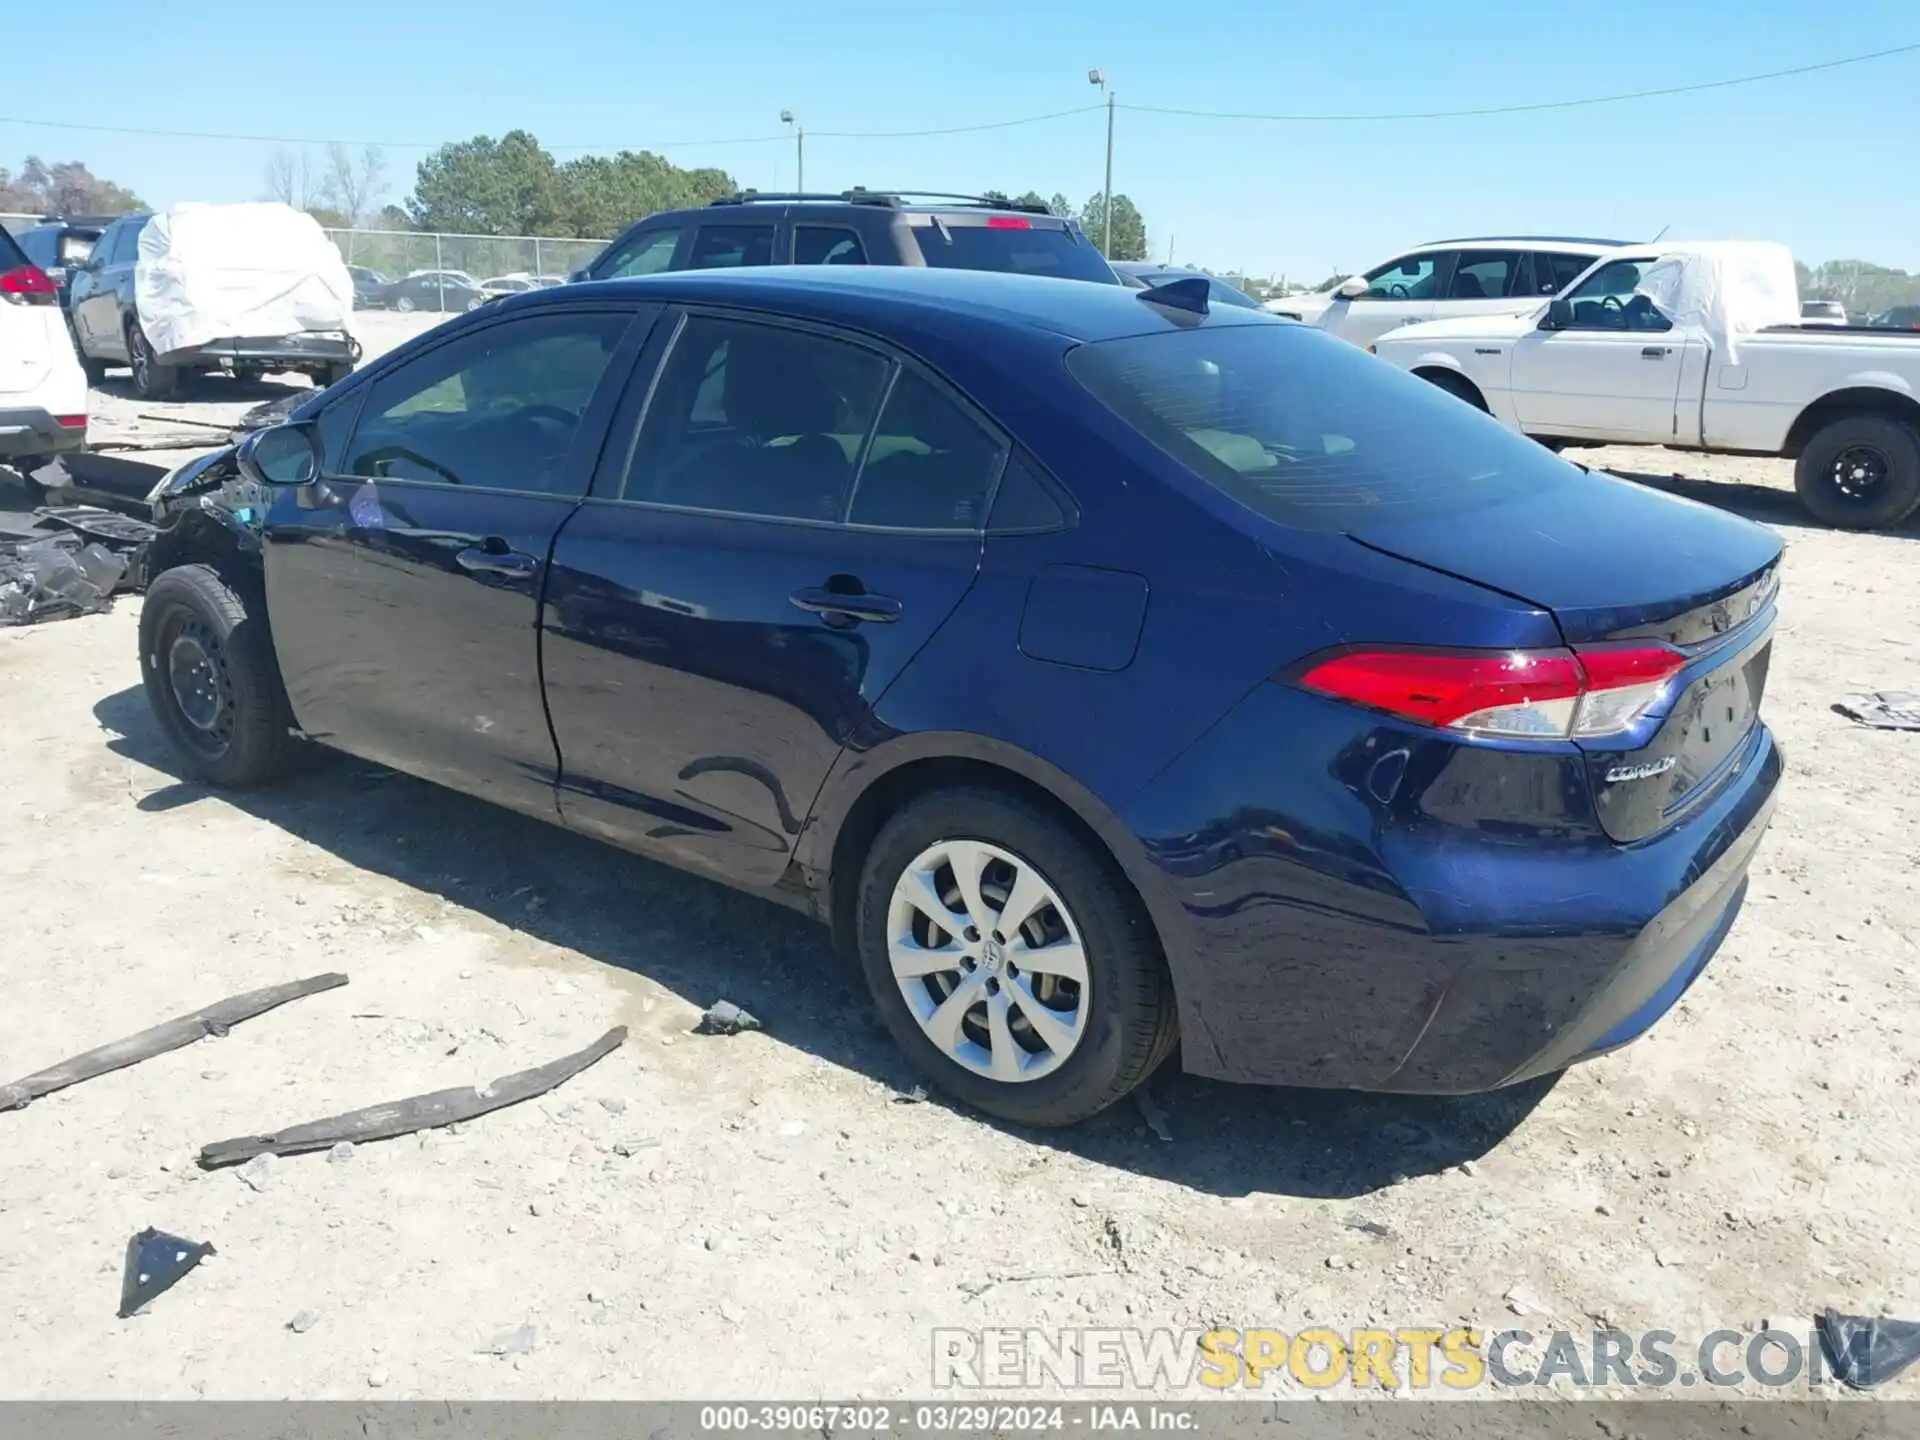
[573,189,1120,287]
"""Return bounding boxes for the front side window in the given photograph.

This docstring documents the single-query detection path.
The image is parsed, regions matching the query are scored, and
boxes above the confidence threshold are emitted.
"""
[1357,252,1448,302]
[1445,250,1518,300]
[623,316,890,521]
[339,310,632,494]
[1067,321,1576,531]
[688,225,775,270]
[794,226,868,265]
[1562,258,1672,332]
[599,228,681,279]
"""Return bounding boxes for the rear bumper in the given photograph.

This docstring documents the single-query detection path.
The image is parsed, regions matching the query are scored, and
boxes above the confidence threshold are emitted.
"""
[1118,678,1783,1094]
[162,333,360,368]
[0,406,87,460]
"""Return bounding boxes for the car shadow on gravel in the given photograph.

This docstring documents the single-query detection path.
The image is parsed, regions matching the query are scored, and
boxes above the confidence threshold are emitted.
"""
[90,372,309,405]
[1599,467,1920,540]
[92,683,1550,1201]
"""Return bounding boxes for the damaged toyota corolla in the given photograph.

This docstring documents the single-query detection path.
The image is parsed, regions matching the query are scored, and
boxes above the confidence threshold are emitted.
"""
[137,268,1783,1126]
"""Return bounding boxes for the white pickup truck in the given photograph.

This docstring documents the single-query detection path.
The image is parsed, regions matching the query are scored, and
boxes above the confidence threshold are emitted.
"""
[1368,241,1920,530]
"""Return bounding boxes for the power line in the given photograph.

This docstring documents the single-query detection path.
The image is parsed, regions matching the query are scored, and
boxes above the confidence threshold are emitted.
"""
[1122,40,1920,122]
[0,42,1911,153]
[0,105,1108,154]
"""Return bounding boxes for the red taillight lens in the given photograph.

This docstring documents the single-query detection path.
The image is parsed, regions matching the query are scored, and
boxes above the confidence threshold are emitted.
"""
[1297,644,1685,740]
[55,415,87,430]
[0,264,58,306]
[985,215,1032,229]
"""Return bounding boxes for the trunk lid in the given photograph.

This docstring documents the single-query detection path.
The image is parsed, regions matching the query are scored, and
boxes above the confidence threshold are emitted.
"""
[1349,471,1781,843]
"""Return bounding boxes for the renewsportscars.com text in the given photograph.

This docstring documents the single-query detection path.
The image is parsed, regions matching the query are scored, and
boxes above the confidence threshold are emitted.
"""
[932,1326,1850,1392]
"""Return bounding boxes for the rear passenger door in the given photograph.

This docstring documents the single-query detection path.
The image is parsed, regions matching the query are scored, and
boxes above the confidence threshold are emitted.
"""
[541,309,1004,885]
[72,220,131,357]
[686,220,784,270]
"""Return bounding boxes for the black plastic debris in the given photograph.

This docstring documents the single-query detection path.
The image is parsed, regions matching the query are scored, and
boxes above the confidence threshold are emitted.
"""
[697,1000,761,1036]
[0,533,128,626]
[1834,691,1920,732]
[31,504,158,555]
[119,1228,215,1318]
[231,392,305,442]
[1817,1309,1920,1390]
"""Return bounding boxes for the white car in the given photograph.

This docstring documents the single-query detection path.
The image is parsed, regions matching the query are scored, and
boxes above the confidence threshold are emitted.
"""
[1800,299,1848,326]
[1264,237,1628,348]
[0,226,88,496]
[1368,240,1920,530]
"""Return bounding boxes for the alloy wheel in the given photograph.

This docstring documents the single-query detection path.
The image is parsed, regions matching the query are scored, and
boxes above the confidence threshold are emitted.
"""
[886,839,1090,1082]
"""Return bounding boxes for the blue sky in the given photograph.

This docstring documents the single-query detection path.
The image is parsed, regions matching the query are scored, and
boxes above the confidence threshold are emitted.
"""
[4,0,1917,280]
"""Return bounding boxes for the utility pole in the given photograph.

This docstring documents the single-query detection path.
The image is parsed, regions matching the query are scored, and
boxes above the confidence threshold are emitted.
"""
[1089,70,1114,257]
[781,110,804,191]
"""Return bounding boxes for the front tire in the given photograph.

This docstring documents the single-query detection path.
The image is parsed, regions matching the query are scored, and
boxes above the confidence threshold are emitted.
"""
[1419,368,1489,412]
[1794,415,1920,530]
[855,787,1177,1127]
[395,295,415,313]
[139,565,301,787]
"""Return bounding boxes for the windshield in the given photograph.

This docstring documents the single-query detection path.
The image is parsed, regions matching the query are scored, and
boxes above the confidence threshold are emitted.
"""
[911,221,1117,283]
[1066,321,1577,531]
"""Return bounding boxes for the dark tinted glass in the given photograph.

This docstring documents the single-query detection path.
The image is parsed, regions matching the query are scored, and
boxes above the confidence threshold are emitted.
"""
[688,225,775,270]
[340,311,630,495]
[1534,251,1598,295]
[988,453,1068,532]
[14,230,52,266]
[624,316,890,522]
[1447,251,1516,299]
[912,222,1115,282]
[1066,322,1577,531]
[847,370,1005,530]
[599,228,681,278]
[794,226,868,265]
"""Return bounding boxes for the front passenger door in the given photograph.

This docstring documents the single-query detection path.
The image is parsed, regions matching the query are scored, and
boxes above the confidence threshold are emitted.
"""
[1323,250,1456,346]
[1510,257,1690,442]
[262,303,654,816]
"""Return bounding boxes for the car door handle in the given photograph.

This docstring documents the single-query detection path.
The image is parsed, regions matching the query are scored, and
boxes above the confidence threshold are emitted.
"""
[789,586,903,625]
[456,544,537,579]
[1641,346,1671,358]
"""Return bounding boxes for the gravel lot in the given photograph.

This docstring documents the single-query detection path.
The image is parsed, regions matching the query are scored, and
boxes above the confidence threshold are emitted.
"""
[2,367,1918,1400]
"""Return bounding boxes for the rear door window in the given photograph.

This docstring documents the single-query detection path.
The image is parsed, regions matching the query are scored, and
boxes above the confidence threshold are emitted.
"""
[1066,321,1574,531]
[846,369,1006,531]
[911,219,1115,282]
[794,226,868,265]
[1446,251,1519,300]
[688,225,776,270]
[1532,251,1599,296]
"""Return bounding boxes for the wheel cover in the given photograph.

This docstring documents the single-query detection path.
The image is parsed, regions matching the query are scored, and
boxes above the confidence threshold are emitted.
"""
[1831,444,1889,501]
[159,614,235,755]
[886,839,1090,1083]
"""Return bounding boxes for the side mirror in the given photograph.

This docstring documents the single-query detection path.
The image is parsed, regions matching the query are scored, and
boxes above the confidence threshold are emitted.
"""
[1336,277,1369,300]
[236,422,320,487]
[1543,299,1575,330]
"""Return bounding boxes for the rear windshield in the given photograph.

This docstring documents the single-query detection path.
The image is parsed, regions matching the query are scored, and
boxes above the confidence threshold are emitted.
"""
[0,227,28,271]
[1066,322,1577,531]
[912,220,1116,283]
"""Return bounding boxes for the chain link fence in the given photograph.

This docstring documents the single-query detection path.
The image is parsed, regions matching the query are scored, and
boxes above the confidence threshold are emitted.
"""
[323,227,609,283]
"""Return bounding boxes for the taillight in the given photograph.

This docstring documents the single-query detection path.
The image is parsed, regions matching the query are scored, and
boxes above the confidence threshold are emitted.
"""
[986,215,1032,229]
[1297,643,1685,740]
[55,415,87,430]
[0,264,58,306]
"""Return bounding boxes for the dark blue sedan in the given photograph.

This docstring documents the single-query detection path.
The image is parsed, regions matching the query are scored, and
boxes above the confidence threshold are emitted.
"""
[139,266,1782,1126]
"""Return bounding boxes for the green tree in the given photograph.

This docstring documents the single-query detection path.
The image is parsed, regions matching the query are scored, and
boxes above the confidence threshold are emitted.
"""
[554,150,736,238]
[0,156,143,217]
[406,130,562,236]
[1008,190,1048,211]
[1048,192,1073,219]
[1078,192,1147,261]
[1310,272,1352,291]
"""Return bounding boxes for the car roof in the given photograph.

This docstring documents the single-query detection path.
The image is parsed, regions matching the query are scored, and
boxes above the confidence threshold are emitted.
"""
[1414,235,1634,251]
[541,265,1273,345]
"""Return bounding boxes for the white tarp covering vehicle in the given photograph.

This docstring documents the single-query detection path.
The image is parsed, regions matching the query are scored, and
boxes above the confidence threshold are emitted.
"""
[1368,240,1920,530]
[136,203,354,358]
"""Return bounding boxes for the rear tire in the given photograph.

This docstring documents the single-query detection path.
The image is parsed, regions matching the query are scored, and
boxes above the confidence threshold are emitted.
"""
[1794,415,1920,530]
[139,564,301,787]
[127,322,179,401]
[1419,368,1489,411]
[855,786,1177,1127]
[395,296,416,313]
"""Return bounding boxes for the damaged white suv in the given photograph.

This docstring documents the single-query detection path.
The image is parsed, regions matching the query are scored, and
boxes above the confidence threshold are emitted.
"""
[0,225,89,495]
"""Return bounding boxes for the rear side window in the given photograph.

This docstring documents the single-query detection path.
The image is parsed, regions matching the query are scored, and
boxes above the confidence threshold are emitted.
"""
[0,228,29,271]
[14,230,52,267]
[1533,251,1598,295]
[794,226,868,265]
[1066,322,1576,532]
[689,225,775,270]
[846,370,1005,530]
[911,220,1115,283]
[1446,251,1519,300]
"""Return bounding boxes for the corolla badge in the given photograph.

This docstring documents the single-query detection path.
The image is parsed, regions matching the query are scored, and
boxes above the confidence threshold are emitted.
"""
[1606,756,1678,783]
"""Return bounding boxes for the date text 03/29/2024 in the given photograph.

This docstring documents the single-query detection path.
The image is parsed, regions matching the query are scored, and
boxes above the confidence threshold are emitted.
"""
[695,1404,1195,1433]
